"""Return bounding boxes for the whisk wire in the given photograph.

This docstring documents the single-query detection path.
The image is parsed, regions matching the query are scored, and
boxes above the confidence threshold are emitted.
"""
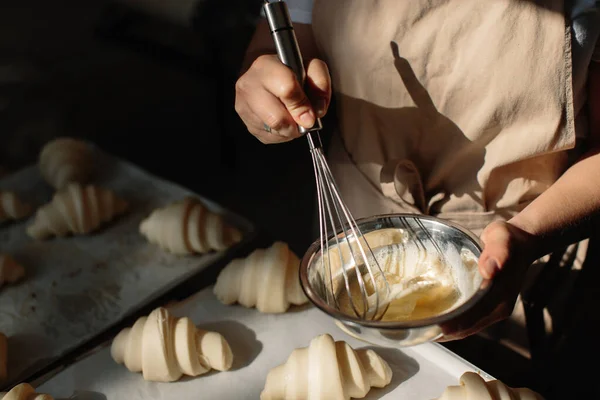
[309,135,391,320]
[415,218,448,266]
[319,154,370,319]
[317,157,350,311]
[310,149,334,306]
[319,154,393,319]
[312,147,365,318]
[400,217,426,263]
[318,154,377,320]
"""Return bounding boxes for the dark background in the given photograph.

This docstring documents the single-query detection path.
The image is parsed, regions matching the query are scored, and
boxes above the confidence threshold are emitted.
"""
[1,1,597,398]
[0,0,324,256]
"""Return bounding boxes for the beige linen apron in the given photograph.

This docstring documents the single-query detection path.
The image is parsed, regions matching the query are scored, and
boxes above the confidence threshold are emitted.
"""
[311,0,583,359]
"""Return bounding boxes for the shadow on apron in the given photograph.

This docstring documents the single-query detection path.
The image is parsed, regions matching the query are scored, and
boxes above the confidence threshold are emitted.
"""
[319,37,584,399]
[311,0,586,395]
[325,128,594,396]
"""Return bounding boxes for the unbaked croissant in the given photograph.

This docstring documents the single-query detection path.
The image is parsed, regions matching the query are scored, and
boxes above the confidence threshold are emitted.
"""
[111,307,233,382]
[261,334,392,400]
[39,137,93,190]
[0,333,7,382]
[436,372,545,400]
[213,241,308,313]
[0,383,53,400]
[26,183,128,240]
[0,191,33,224]
[0,254,25,288]
[139,197,242,255]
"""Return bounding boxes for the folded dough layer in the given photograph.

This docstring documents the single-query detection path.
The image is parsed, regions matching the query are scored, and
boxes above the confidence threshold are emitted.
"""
[436,372,545,400]
[261,333,392,400]
[140,197,242,255]
[111,307,233,382]
[214,241,308,313]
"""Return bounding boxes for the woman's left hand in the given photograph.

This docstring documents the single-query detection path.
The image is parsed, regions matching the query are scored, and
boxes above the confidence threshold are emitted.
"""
[438,220,538,341]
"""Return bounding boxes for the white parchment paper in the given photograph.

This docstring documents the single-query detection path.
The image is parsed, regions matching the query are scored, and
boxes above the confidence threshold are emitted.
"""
[0,147,254,387]
[37,286,492,400]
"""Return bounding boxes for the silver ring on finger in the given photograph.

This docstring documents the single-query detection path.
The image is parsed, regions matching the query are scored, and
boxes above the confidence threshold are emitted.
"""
[263,123,272,133]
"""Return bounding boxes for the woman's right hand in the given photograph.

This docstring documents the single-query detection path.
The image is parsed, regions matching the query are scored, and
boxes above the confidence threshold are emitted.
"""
[235,54,332,144]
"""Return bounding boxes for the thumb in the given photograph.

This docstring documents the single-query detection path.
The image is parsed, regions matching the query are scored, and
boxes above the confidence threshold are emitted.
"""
[305,58,332,118]
[478,222,512,279]
[270,73,316,130]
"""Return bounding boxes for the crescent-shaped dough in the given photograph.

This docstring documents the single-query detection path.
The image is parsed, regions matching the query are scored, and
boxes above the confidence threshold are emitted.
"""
[26,183,128,240]
[436,372,545,400]
[139,197,242,255]
[0,191,33,224]
[0,333,7,382]
[0,254,25,288]
[261,333,392,400]
[111,307,233,382]
[39,137,93,190]
[0,383,53,400]
[213,241,308,313]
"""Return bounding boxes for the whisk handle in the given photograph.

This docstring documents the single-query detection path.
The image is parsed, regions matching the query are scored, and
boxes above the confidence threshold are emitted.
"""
[263,0,323,135]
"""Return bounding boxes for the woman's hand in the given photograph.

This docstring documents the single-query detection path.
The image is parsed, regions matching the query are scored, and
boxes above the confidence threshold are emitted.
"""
[438,220,539,341]
[234,54,332,144]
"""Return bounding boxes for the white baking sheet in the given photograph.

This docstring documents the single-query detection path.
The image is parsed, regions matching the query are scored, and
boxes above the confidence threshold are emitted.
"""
[36,286,492,400]
[0,147,254,388]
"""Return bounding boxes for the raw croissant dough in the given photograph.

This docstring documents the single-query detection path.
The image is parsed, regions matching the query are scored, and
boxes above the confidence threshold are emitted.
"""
[26,183,128,240]
[0,383,53,400]
[214,241,308,313]
[0,255,25,288]
[0,333,6,382]
[0,192,32,224]
[139,196,242,255]
[436,372,545,400]
[111,307,233,382]
[261,334,392,400]
[39,137,93,190]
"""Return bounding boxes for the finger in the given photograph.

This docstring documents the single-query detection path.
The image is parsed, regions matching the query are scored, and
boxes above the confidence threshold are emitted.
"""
[439,296,495,338]
[305,59,332,118]
[439,310,508,342]
[439,321,487,342]
[439,313,498,342]
[478,222,511,279]
[236,69,301,139]
[250,127,295,144]
[439,302,512,341]
[249,91,301,139]
[437,325,484,342]
[479,248,509,281]
[256,55,316,129]
[478,253,500,280]
[237,101,295,145]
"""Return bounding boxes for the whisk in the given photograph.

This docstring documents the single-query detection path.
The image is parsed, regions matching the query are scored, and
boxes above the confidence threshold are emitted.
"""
[264,0,444,321]
[263,0,392,321]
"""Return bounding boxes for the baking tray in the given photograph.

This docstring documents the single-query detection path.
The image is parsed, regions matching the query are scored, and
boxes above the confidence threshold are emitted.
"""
[35,285,493,400]
[0,147,256,390]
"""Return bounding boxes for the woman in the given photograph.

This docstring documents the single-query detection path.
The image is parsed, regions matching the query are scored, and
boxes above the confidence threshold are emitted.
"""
[235,0,600,369]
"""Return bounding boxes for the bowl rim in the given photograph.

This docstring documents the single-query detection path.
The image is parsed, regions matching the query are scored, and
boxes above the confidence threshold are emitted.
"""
[299,213,492,329]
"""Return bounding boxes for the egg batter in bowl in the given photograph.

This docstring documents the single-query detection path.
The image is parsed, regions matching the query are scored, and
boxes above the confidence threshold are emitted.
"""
[317,226,482,323]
